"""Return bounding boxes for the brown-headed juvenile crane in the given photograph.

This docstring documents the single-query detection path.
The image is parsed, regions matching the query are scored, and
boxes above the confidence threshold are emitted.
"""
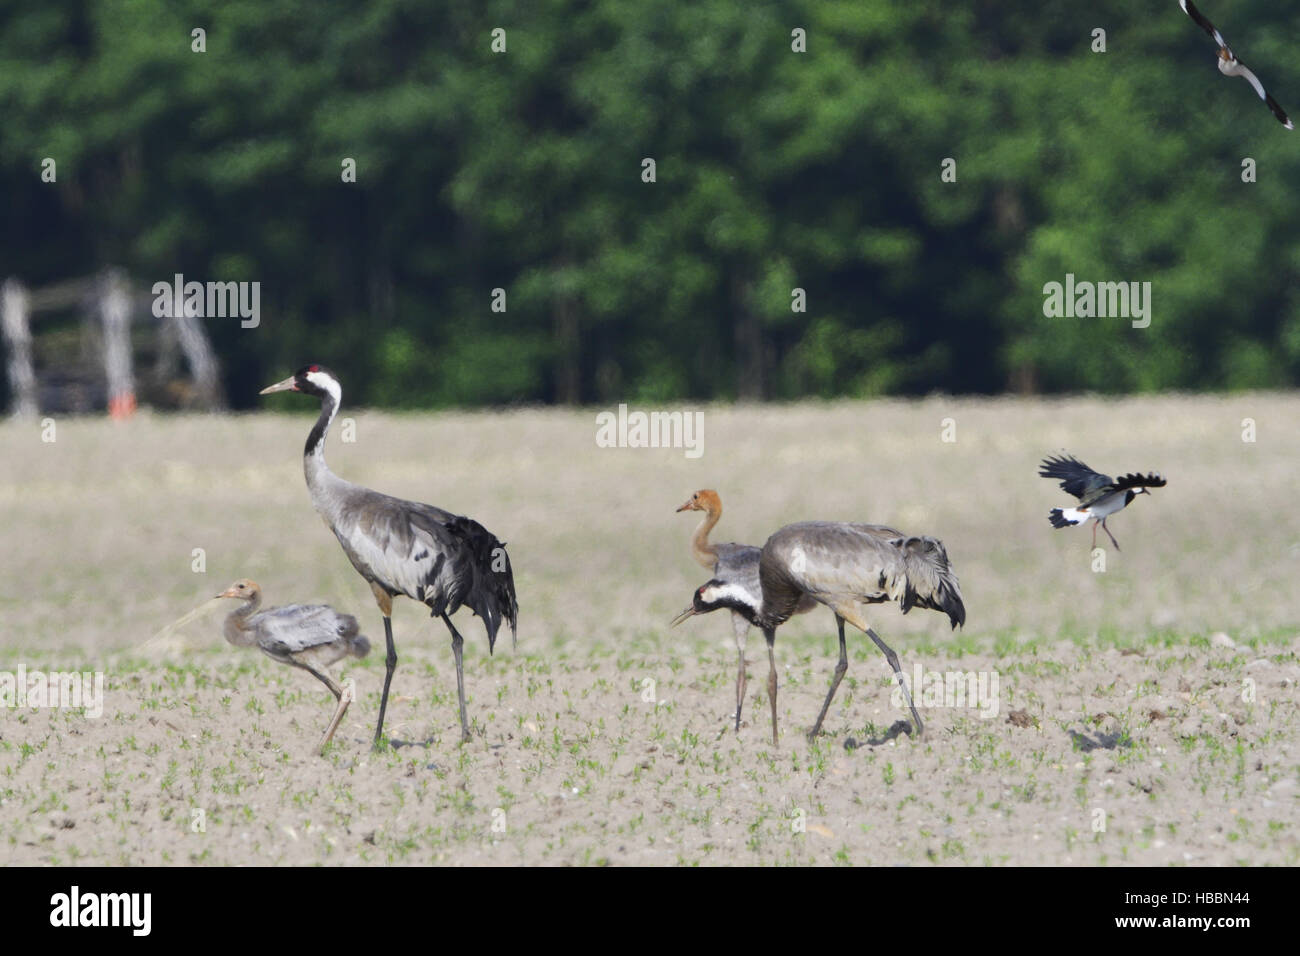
[217,579,370,753]
[260,365,518,748]
[681,522,965,745]
[672,490,815,730]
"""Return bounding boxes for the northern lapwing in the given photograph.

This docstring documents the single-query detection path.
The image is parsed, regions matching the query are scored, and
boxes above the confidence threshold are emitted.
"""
[1039,454,1167,551]
[1180,0,1293,130]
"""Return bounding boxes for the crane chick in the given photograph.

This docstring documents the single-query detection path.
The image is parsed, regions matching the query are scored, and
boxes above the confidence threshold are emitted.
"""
[673,489,816,731]
[217,579,370,754]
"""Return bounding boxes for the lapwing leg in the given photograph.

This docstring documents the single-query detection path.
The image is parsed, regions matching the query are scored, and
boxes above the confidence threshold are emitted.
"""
[1090,520,1098,550]
[373,615,398,750]
[730,611,749,732]
[1101,519,1121,551]
[809,615,849,740]
[317,678,356,754]
[441,614,472,744]
[764,627,779,746]
[866,627,924,736]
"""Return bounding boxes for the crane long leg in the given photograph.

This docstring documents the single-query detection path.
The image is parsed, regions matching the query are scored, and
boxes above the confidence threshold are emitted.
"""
[317,678,355,755]
[809,615,849,740]
[293,661,343,700]
[731,611,749,732]
[441,614,472,744]
[288,663,348,754]
[1091,521,1098,550]
[373,616,397,750]
[764,627,779,746]
[1101,518,1121,551]
[866,627,923,736]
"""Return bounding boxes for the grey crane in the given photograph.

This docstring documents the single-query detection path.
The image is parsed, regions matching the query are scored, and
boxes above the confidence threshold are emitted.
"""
[671,489,815,730]
[216,579,370,753]
[1039,454,1166,551]
[682,521,965,745]
[260,365,518,747]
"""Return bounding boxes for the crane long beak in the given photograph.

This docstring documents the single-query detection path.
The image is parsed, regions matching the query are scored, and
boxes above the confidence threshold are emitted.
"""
[675,501,694,513]
[669,605,696,628]
[215,588,238,599]
[259,376,297,395]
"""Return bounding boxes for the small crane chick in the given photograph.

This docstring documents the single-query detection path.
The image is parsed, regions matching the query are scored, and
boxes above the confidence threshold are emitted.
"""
[217,579,370,754]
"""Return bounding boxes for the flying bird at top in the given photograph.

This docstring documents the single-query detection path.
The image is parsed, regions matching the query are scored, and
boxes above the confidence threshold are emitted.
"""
[1039,454,1166,551]
[1180,0,1293,129]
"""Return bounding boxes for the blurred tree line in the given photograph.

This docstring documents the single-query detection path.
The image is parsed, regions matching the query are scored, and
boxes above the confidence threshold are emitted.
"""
[2,0,1299,408]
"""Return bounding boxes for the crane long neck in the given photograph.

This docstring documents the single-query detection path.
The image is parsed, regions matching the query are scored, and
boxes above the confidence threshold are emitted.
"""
[223,594,262,647]
[304,387,340,494]
[690,506,721,569]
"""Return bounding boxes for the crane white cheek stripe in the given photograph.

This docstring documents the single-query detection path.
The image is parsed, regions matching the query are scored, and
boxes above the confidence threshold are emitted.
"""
[307,370,341,407]
[701,581,759,611]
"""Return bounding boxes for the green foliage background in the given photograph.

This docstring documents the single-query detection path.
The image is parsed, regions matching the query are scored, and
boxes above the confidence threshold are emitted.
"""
[3,1,1298,407]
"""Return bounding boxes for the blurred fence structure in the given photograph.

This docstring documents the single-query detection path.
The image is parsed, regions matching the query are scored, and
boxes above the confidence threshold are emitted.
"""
[1,270,224,419]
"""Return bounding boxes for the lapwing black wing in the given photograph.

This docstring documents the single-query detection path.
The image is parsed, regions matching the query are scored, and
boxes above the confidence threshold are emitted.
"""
[1179,0,1294,130]
[1039,454,1166,550]
[1181,0,1228,47]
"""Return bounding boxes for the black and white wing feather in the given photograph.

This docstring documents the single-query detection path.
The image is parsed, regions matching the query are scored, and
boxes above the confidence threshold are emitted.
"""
[1038,455,1113,503]
[1111,471,1168,492]
[1180,0,1293,129]
[1180,0,1229,51]
[1235,64,1295,129]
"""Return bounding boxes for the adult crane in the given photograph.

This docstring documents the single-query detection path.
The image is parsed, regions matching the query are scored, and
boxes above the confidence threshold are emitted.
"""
[260,365,518,747]
[681,521,965,745]
[216,579,370,753]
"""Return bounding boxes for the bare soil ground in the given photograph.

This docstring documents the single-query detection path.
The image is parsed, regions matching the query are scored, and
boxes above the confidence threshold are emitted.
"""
[1,393,1297,865]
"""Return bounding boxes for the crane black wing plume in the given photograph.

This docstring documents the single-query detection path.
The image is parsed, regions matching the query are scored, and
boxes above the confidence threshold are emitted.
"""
[892,535,966,629]
[443,514,519,653]
[1038,454,1112,501]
